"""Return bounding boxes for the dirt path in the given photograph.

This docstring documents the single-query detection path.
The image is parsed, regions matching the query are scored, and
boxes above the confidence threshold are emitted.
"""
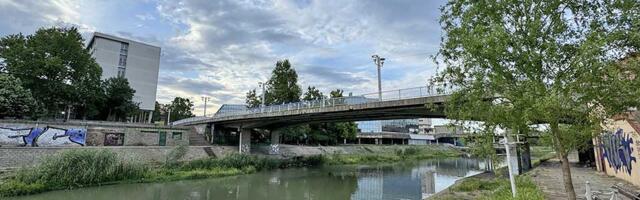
[529,153,639,200]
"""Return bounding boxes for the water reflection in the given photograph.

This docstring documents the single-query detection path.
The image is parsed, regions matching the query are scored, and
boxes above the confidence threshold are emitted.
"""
[9,158,485,200]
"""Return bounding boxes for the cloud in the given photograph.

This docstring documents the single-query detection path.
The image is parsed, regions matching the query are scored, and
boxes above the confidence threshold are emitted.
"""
[0,0,447,117]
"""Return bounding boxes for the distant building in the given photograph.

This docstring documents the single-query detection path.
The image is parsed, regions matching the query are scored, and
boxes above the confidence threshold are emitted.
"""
[87,32,161,122]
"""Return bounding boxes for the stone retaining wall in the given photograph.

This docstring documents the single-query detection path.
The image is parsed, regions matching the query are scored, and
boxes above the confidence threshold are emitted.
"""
[0,146,238,168]
[0,120,191,147]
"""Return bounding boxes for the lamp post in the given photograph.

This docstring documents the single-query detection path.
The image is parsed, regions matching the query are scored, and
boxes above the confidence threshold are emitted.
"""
[258,82,266,112]
[201,96,210,117]
[372,55,385,100]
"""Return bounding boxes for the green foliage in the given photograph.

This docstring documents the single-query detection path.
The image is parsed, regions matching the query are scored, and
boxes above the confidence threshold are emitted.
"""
[303,86,324,101]
[0,180,45,197]
[436,1,640,198]
[480,177,545,200]
[0,74,36,118]
[451,178,501,192]
[265,59,302,104]
[167,97,195,122]
[101,77,138,121]
[245,89,262,108]
[13,150,146,189]
[0,27,103,118]
[165,142,188,167]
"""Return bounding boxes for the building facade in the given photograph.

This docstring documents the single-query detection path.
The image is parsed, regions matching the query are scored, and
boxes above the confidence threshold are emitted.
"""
[594,112,640,187]
[87,32,161,122]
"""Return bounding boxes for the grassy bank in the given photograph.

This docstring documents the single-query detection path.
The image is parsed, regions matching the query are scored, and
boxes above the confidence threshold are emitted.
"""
[434,176,545,200]
[0,145,460,197]
[325,146,462,165]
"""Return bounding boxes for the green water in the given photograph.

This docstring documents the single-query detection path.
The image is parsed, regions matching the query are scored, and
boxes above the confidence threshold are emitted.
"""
[8,157,486,200]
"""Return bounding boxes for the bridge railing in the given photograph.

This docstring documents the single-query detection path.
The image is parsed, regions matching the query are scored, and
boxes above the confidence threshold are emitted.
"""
[172,86,452,125]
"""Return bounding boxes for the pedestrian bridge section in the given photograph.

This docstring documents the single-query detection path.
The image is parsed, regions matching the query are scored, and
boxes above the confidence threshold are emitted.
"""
[173,86,452,128]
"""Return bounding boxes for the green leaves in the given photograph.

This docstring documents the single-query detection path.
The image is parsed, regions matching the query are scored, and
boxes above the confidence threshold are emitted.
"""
[102,77,138,121]
[437,1,640,198]
[0,74,36,118]
[0,27,102,118]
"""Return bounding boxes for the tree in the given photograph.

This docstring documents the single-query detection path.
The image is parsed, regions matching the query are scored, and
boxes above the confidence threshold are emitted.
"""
[152,101,167,122]
[327,89,357,142]
[303,86,323,101]
[0,27,102,118]
[167,97,195,122]
[0,74,36,118]
[102,77,138,121]
[245,89,262,108]
[436,1,640,199]
[265,60,302,104]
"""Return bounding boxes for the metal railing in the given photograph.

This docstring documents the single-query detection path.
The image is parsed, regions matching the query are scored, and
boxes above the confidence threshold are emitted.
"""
[172,86,452,125]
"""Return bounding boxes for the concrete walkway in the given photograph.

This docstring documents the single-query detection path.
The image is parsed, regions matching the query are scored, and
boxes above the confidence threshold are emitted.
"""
[529,153,639,200]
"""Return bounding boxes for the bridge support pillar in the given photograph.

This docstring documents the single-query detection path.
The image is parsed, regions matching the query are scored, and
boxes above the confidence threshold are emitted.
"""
[239,128,251,154]
[270,130,281,155]
[375,138,379,145]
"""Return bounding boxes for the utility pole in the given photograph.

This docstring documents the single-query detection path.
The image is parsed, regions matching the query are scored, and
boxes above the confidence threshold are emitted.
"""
[201,96,210,117]
[166,108,171,126]
[258,82,266,111]
[371,55,385,100]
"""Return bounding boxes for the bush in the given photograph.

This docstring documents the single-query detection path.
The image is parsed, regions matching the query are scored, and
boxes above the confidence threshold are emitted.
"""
[0,180,45,197]
[480,176,544,200]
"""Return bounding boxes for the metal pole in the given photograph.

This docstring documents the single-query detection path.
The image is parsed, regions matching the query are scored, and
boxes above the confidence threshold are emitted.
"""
[372,55,385,101]
[504,134,517,198]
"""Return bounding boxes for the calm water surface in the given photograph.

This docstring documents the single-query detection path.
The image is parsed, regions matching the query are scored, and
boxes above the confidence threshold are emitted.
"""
[9,157,486,200]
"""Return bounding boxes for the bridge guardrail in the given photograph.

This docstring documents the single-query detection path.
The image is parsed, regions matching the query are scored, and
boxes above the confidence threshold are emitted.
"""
[172,86,452,125]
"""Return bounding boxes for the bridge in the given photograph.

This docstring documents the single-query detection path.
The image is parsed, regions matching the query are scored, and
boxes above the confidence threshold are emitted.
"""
[173,86,454,154]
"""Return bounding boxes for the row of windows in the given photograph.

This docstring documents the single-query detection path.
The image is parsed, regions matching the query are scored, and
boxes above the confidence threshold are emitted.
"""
[117,42,129,77]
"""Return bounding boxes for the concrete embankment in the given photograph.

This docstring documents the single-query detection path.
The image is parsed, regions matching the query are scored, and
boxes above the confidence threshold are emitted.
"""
[0,144,459,169]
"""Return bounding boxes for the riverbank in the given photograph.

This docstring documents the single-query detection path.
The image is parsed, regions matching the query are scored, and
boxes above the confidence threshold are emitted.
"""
[428,146,555,200]
[0,144,463,197]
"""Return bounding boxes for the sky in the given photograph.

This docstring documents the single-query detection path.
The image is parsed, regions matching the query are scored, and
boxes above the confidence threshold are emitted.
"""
[0,0,447,117]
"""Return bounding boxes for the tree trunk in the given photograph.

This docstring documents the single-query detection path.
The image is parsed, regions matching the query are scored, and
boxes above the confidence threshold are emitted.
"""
[550,122,576,200]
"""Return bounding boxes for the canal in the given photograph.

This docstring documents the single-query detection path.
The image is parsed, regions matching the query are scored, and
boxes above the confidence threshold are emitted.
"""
[8,157,487,200]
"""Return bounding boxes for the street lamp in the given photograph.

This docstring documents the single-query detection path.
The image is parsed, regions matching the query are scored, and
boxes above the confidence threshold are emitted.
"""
[258,82,266,108]
[201,96,210,117]
[372,55,385,100]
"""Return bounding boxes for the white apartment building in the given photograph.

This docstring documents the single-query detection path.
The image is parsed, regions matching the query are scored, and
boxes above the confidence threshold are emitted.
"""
[87,32,160,122]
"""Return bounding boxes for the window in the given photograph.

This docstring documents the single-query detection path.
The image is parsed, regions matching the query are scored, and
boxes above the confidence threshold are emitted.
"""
[118,55,127,66]
[117,67,126,77]
[172,132,183,140]
[120,43,129,54]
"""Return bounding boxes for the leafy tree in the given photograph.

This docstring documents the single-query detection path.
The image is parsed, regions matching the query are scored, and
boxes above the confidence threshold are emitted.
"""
[303,86,323,101]
[0,27,102,118]
[0,74,36,118]
[245,89,262,108]
[102,77,138,121]
[328,89,357,141]
[436,1,640,199]
[167,97,195,122]
[152,101,167,122]
[265,60,302,104]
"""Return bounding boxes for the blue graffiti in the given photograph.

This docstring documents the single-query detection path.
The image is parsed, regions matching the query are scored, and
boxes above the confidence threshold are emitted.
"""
[600,129,636,175]
[0,126,86,147]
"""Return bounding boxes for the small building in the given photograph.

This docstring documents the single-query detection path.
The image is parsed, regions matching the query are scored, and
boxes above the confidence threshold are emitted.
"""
[87,32,161,123]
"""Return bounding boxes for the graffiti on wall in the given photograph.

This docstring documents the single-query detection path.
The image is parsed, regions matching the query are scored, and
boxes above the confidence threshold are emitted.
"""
[600,128,637,175]
[0,126,86,147]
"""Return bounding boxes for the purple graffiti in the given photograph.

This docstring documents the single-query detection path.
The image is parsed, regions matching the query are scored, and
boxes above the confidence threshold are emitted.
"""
[0,126,86,147]
[600,129,636,175]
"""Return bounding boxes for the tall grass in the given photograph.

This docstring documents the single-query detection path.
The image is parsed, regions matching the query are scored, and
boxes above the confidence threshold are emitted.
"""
[15,149,147,188]
[0,149,147,197]
[180,153,325,171]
